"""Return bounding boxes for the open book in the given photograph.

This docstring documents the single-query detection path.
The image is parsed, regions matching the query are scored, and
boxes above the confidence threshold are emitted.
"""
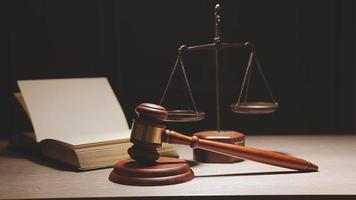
[9,78,178,170]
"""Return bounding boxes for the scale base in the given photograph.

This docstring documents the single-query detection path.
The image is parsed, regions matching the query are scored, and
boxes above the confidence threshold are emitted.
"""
[193,130,245,163]
[109,157,194,186]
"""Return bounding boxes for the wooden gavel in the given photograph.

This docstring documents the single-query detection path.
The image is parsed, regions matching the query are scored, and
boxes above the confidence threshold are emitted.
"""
[128,103,318,172]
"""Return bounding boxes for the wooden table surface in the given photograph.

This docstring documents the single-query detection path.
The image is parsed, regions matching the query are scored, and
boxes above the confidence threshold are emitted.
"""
[1,135,356,200]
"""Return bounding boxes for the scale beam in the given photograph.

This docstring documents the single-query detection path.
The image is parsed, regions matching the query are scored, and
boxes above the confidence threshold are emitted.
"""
[178,42,249,53]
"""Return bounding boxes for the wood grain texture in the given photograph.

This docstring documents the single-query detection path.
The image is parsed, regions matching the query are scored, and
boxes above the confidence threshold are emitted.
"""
[1,135,356,199]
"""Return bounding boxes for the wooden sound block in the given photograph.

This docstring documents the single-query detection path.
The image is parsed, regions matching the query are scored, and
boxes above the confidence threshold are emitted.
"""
[193,130,245,163]
[109,157,194,186]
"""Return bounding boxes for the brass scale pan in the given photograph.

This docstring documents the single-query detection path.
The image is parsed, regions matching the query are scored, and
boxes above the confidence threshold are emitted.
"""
[230,102,279,115]
[164,110,205,122]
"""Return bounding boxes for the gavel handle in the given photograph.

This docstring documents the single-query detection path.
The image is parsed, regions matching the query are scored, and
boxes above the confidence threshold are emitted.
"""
[163,130,318,172]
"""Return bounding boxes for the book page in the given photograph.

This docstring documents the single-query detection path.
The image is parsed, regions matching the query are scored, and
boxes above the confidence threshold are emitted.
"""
[17,78,131,145]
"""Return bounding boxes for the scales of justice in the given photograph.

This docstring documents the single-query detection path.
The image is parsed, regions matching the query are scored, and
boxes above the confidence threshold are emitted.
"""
[109,4,317,186]
[158,4,278,162]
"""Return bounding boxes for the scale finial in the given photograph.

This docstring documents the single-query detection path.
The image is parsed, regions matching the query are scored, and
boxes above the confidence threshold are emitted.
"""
[215,4,220,11]
[214,4,221,43]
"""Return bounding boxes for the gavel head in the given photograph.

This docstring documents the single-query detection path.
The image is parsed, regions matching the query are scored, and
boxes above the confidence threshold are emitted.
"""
[128,103,168,163]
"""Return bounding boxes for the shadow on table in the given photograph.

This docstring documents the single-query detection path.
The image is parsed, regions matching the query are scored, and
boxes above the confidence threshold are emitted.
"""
[0,141,77,171]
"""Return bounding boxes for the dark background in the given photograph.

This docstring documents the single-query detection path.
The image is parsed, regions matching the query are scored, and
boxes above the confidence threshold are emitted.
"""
[0,0,355,138]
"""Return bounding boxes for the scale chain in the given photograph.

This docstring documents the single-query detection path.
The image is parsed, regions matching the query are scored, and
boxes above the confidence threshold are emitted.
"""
[236,51,254,106]
[254,53,276,103]
[179,56,199,114]
[159,54,199,115]
[244,53,254,103]
[236,51,276,105]
[159,55,181,105]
